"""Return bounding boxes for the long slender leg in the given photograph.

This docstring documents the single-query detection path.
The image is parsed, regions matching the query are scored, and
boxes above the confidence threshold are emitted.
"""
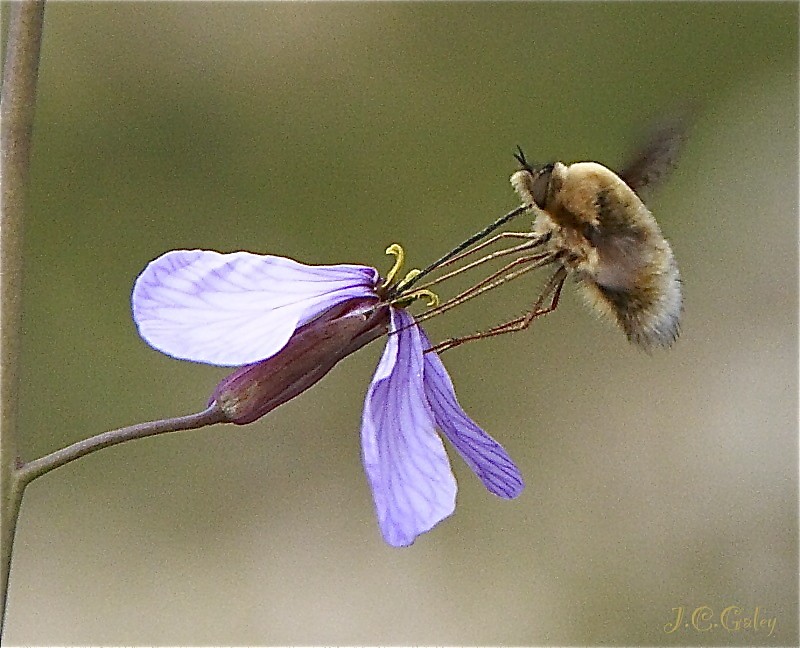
[427,265,568,354]
[412,232,549,293]
[436,231,547,269]
[410,251,560,326]
[387,252,559,340]
[401,204,531,292]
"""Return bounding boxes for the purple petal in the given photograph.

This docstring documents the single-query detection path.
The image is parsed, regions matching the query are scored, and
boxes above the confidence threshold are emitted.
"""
[361,308,457,547]
[418,326,525,499]
[132,249,380,366]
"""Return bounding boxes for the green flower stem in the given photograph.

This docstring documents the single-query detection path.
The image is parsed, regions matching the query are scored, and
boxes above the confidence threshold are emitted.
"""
[1,0,47,638]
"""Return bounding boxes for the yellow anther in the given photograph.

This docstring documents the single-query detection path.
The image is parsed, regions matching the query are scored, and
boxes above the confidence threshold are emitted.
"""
[381,246,438,308]
[412,289,440,308]
[381,243,405,288]
[390,288,440,309]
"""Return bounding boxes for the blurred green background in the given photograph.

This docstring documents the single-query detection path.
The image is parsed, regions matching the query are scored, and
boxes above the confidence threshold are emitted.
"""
[3,2,797,645]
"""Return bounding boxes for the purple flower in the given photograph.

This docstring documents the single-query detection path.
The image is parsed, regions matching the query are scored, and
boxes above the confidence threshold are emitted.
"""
[132,248,524,546]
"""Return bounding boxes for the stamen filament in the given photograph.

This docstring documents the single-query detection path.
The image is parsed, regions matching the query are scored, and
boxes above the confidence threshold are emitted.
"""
[381,244,405,288]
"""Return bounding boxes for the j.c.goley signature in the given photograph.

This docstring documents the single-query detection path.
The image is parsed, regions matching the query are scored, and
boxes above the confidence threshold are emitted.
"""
[664,605,777,637]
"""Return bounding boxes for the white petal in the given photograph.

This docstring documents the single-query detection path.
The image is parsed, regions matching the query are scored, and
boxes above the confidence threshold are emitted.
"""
[132,249,379,366]
[361,309,457,547]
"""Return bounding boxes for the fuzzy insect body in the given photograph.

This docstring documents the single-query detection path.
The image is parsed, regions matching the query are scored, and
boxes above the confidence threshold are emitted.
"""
[511,160,682,350]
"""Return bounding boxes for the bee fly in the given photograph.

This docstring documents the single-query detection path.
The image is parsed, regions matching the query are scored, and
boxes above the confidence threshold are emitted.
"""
[510,121,684,349]
[404,116,689,353]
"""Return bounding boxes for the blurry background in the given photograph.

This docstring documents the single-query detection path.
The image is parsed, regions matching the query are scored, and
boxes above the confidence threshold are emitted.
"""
[3,2,797,645]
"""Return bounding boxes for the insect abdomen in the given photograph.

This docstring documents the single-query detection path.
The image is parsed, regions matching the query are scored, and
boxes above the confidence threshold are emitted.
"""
[579,250,682,350]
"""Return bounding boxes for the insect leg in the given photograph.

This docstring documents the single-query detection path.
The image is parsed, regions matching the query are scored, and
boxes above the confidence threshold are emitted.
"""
[410,251,560,326]
[411,231,550,293]
[427,265,568,354]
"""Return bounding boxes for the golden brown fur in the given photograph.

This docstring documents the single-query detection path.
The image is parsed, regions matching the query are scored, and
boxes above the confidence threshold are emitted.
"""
[511,161,682,349]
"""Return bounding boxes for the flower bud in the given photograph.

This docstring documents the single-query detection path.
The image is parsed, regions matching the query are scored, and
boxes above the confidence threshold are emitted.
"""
[211,298,390,424]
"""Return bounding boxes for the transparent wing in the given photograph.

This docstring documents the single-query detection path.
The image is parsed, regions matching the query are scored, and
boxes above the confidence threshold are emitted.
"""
[361,308,457,547]
[619,111,693,201]
[132,249,379,366]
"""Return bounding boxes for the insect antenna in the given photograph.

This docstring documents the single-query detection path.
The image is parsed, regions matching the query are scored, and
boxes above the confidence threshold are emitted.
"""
[392,147,549,297]
[513,145,537,173]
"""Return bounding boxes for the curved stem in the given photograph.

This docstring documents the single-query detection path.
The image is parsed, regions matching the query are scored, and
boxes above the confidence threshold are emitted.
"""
[0,0,47,638]
[16,406,227,487]
[1,405,226,639]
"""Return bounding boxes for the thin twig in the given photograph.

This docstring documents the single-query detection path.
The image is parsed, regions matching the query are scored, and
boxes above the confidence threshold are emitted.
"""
[2,402,226,638]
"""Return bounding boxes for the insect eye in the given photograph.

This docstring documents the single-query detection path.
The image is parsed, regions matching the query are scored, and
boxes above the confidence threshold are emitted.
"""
[531,163,554,208]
